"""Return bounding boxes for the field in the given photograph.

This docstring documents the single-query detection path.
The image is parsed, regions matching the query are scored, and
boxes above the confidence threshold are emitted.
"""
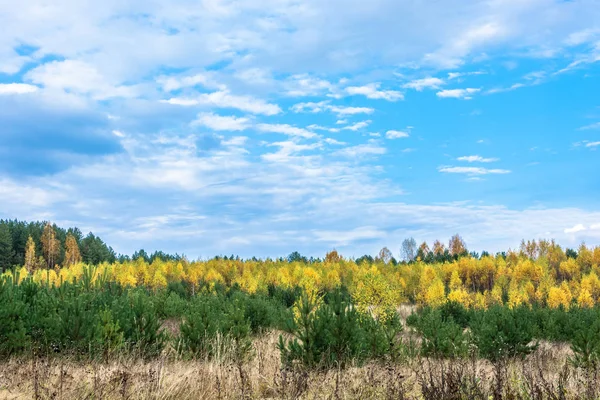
[1,240,600,399]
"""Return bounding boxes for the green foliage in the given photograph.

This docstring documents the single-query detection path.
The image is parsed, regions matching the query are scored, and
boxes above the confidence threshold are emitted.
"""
[0,280,29,356]
[438,301,472,329]
[179,295,253,361]
[411,308,468,358]
[114,291,166,358]
[180,297,225,358]
[0,224,15,272]
[161,292,188,319]
[470,306,538,361]
[569,309,600,369]
[279,290,404,369]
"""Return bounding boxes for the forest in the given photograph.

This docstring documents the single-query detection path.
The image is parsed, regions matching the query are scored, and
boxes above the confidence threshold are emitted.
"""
[1,219,600,399]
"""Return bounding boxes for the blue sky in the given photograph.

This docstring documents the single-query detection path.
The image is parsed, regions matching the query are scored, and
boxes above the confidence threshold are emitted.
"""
[1,0,600,259]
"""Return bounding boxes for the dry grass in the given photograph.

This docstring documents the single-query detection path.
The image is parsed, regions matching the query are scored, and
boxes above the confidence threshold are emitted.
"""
[0,333,598,400]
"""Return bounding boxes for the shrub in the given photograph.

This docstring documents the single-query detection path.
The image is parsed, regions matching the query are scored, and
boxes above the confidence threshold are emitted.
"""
[0,292,29,356]
[414,308,468,358]
[280,291,369,369]
[570,309,600,368]
[179,297,224,358]
[470,306,537,361]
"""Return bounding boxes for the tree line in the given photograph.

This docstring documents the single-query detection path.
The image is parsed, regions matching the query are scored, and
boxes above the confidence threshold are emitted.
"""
[0,219,188,273]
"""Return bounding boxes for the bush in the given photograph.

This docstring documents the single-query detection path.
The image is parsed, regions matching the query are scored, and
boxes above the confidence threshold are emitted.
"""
[413,308,468,358]
[179,295,253,361]
[279,290,401,369]
[470,306,537,361]
[113,291,166,358]
[570,309,600,368]
[0,293,29,357]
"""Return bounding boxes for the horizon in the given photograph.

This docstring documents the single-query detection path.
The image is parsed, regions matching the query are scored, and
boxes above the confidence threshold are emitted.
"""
[1,1,599,259]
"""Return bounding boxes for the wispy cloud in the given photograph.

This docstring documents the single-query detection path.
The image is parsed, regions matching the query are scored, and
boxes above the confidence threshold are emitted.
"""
[579,122,600,131]
[290,101,374,116]
[328,105,375,116]
[438,166,511,175]
[343,121,372,131]
[256,123,317,139]
[564,224,586,233]
[192,113,251,131]
[0,83,39,95]
[345,83,403,101]
[162,91,282,115]
[457,155,499,163]
[335,143,386,157]
[386,130,410,139]
[403,77,444,91]
[436,88,480,100]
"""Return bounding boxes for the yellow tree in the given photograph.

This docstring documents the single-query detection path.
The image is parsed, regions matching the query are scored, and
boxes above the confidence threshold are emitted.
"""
[432,240,445,257]
[577,288,594,308]
[41,222,60,269]
[449,234,467,256]
[425,278,446,307]
[449,270,462,291]
[376,247,393,264]
[325,249,342,264]
[24,236,37,272]
[63,233,82,267]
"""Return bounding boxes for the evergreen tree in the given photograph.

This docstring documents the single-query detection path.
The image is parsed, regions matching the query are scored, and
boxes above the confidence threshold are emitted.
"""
[0,224,14,271]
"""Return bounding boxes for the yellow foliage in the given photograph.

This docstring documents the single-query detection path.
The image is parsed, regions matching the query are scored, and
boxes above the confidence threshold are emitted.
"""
[577,288,594,308]
[547,286,571,310]
[447,288,471,308]
[14,243,600,309]
[425,279,446,307]
[449,270,462,291]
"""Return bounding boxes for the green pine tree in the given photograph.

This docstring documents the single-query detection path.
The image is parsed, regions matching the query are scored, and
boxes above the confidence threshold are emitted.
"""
[0,224,14,272]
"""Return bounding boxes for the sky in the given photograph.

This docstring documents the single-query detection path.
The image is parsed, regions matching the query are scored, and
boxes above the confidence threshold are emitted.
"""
[1,0,600,259]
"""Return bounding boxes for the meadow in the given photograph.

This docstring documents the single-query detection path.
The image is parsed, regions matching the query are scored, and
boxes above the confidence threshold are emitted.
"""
[2,223,600,398]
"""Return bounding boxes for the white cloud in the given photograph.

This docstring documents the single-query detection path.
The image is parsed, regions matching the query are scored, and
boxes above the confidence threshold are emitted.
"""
[162,90,281,115]
[157,73,223,92]
[586,141,600,148]
[256,123,318,139]
[192,113,251,131]
[438,166,511,175]
[284,74,333,97]
[307,124,341,133]
[403,77,444,91]
[112,130,125,138]
[0,83,39,95]
[290,101,374,116]
[290,101,330,113]
[26,60,137,99]
[162,98,199,106]
[328,105,374,116]
[436,88,480,99]
[487,83,526,94]
[457,155,499,163]
[323,138,345,145]
[579,122,600,131]
[386,130,409,139]
[313,226,386,246]
[447,71,485,80]
[345,83,403,101]
[343,121,371,131]
[335,143,386,157]
[564,224,586,234]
